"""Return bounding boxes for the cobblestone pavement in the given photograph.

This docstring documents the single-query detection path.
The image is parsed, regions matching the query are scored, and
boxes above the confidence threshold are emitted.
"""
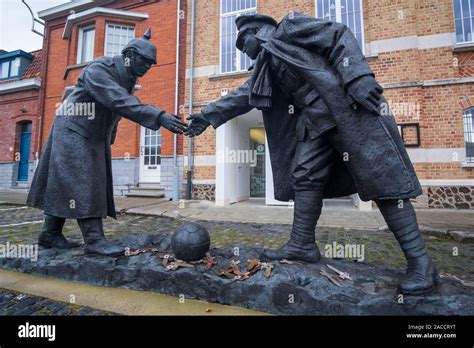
[1,206,473,282]
[0,288,114,316]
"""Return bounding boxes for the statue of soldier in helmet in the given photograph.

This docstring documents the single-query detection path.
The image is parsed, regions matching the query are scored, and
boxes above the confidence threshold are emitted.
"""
[27,28,187,257]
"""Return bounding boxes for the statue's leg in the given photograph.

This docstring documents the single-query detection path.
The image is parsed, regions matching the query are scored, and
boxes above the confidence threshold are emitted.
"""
[261,130,336,263]
[77,218,124,257]
[38,214,81,249]
[376,199,439,295]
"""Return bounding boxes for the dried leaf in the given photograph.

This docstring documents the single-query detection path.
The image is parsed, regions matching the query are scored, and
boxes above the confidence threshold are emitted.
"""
[261,262,273,278]
[247,259,261,272]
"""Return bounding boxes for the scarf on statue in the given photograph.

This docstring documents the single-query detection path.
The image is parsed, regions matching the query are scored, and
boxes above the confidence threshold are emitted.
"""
[248,25,277,110]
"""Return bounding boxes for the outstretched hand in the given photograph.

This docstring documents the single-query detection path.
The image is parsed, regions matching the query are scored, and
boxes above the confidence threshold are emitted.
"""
[347,75,384,115]
[159,113,188,134]
[185,113,211,137]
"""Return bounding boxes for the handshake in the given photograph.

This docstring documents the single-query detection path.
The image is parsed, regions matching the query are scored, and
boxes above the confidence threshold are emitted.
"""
[159,112,211,137]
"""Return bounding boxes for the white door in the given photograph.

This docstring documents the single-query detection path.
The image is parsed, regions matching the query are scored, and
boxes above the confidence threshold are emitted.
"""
[265,136,287,205]
[139,127,161,183]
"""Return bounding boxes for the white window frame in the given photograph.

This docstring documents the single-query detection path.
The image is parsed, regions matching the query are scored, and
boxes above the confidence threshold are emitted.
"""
[453,0,474,44]
[315,0,365,54]
[77,24,95,64]
[104,23,135,57]
[219,0,257,74]
[463,107,474,162]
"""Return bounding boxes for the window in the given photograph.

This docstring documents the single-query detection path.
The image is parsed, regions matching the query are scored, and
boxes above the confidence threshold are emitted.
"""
[144,128,161,165]
[0,58,21,80]
[453,0,474,43]
[105,24,135,57]
[463,107,474,162]
[316,0,365,52]
[77,25,95,64]
[220,0,257,73]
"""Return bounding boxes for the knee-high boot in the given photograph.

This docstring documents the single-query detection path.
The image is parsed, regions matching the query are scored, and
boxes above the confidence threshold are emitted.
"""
[77,218,124,257]
[38,215,81,249]
[377,199,439,295]
[261,190,322,263]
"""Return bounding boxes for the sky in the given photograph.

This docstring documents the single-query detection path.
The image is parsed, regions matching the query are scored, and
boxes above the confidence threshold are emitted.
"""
[0,0,68,52]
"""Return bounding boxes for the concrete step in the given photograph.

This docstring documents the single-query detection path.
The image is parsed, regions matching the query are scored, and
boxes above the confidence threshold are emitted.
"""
[323,198,356,209]
[15,181,29,188]
[126,187,165,198]
[138,182,164,189]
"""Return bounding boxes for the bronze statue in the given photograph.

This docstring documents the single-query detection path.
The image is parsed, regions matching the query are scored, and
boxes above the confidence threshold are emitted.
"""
[186,13,438,295]
[27,28,187,257]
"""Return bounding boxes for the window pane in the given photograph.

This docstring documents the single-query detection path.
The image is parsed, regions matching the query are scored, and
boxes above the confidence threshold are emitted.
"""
[0,61,9,78]
[455,19,464,41]
[464,17,472,41]
[462,0,470,17]
[105,24,135,57]
[80,27,95,63]
[453,0,462,19]
[317,0,323,17]
[10,58,20,76]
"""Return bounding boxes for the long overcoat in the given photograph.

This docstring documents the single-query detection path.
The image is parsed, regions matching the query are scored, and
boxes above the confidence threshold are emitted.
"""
[202,13,422,202]
[27,55,164,219]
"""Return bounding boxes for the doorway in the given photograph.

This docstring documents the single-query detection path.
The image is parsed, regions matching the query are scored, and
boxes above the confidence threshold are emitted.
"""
[139,127,161,183]
[18,122,32,181]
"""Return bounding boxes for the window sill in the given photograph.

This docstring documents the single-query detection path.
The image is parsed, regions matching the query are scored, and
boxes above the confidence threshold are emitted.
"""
[208,70,251,81]
[461,161,474,168]
[365,52,379,60]
[453,42,474,52]
[63,62,88,80]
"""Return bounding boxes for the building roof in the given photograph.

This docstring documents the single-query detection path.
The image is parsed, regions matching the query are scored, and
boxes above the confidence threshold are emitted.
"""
[22,49,42,80]
[0,49,42,87]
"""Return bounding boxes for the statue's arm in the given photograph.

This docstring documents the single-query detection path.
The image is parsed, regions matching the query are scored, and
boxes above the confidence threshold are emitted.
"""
[82,62,163,130]
[201,79,253,128]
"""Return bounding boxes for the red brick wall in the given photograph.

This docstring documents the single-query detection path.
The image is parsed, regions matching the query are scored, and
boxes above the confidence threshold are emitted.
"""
[40,0,184,159]
[0,89,39,163]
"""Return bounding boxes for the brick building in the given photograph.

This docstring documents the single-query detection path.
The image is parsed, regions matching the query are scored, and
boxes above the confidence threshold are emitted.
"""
[0,49,42,190]
[35,0,187,198]
[184,0,474,209]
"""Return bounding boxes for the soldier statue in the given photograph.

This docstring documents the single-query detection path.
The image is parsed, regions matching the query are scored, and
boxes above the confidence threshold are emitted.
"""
[27,28,187,256]
[185,13,438,295]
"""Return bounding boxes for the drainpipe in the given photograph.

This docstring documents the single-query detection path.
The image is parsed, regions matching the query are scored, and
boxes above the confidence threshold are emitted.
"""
[172,0,181,201]
[186,0,196,200]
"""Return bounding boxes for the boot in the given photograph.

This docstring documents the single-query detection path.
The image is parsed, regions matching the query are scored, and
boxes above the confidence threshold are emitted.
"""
[377,199,439,295]
[261,190,322,263]
[38,215,81,249]
[77,218,124,257]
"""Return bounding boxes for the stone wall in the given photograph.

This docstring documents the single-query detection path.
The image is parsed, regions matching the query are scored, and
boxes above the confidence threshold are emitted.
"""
[111,158,139,196]
[428,186,474,209]
[192,184,215,201]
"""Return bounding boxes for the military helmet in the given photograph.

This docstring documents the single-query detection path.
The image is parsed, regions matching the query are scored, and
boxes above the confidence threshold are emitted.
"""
[121,27,157,64]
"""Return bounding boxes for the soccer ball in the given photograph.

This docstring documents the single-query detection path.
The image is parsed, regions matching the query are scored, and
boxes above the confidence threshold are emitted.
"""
[171,223,210,262]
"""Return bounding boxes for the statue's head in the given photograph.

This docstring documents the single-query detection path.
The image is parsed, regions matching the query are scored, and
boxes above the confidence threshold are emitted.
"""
[122,27,157,77]
[235,14,277,60]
